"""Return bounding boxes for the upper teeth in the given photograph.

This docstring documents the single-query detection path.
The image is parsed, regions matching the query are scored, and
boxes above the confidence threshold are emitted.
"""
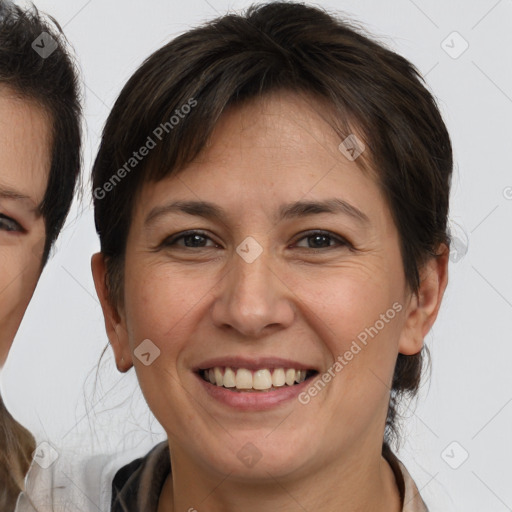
[204,367,308,391]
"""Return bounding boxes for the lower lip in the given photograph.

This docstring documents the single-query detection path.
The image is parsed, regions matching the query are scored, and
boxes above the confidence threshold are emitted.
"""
[195,373,313,411]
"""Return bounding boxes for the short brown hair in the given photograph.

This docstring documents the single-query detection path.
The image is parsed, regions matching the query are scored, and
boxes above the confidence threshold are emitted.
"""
[92,1,452,446]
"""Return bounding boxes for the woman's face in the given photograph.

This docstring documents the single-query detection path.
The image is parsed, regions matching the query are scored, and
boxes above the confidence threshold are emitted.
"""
[95,92,446,480]
[0,89,49,366]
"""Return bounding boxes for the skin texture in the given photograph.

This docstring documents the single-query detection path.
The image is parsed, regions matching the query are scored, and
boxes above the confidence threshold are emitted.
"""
[93,91,448,512]
[0,87,49,367]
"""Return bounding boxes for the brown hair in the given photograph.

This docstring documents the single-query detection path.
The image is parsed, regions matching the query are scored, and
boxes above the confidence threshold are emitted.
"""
[0,397,34,509]
[92,1,452,447]
[0,0,81,507]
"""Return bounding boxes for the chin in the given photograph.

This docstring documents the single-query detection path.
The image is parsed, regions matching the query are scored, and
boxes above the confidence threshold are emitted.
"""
[193,432,317,481]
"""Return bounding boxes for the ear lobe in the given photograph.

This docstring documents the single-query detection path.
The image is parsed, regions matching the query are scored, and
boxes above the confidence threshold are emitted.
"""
[91,253,133,372]
[398,245,449,355]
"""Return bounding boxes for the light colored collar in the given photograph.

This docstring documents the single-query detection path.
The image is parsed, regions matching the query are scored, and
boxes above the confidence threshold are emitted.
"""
[16,442,429,512]
[398,460,429,511]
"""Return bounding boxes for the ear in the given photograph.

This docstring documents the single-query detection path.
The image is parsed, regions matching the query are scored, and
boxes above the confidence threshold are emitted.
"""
[91,252,133,372]
[398,245,449,355]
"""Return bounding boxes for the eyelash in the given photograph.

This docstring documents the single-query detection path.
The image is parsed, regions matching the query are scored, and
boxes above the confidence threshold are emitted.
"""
[0,213,23,233]
[161,229,352,251]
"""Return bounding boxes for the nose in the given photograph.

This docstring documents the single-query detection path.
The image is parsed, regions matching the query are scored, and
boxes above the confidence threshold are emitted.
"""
[210,245,295,339]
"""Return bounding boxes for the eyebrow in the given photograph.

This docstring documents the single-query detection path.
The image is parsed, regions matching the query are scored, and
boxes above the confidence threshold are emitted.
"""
[145,198,370,227]
[0,185,40,214]
[0,186,31,201]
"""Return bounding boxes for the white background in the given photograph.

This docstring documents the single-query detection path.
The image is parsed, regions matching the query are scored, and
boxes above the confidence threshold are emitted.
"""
[2,1,512,510]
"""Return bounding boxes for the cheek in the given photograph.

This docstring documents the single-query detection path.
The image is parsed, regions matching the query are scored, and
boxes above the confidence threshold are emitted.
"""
[0,247,41,361]
[292,273,404,444]
[294,260,404,344]
[289,261,406,413]
[122,263,212,431]
[0,246,41,305]
[123,262,211,350]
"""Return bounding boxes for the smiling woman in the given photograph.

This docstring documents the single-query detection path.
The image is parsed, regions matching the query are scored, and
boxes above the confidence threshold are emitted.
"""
[20,1,450,511]
[90,3,450,511]
[0,1,81,510]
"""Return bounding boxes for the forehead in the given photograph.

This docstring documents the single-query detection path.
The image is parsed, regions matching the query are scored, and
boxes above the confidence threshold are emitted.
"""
[0,86,52,205]
[196,91,367,168]
[134,92,390,230]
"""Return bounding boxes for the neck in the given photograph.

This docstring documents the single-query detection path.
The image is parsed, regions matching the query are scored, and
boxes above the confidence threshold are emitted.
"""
[158,442,401,512]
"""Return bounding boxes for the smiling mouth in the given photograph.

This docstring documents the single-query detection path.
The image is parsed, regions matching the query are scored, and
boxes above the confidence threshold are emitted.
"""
[200,367,318,392]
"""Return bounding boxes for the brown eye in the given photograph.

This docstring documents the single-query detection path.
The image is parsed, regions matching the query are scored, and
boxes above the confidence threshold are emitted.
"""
[294,230,349,249]
[163,230,219,249]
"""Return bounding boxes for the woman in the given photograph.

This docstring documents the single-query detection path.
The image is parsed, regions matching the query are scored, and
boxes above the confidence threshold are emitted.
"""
[0,1,81,509]
[21,1,451,510]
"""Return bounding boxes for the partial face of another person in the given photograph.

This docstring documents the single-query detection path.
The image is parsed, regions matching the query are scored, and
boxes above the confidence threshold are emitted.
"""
[94,92,446,481]
[0,87,50,366]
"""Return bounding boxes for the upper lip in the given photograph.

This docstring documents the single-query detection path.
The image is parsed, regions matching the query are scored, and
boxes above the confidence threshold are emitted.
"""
[195,356,318,372]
